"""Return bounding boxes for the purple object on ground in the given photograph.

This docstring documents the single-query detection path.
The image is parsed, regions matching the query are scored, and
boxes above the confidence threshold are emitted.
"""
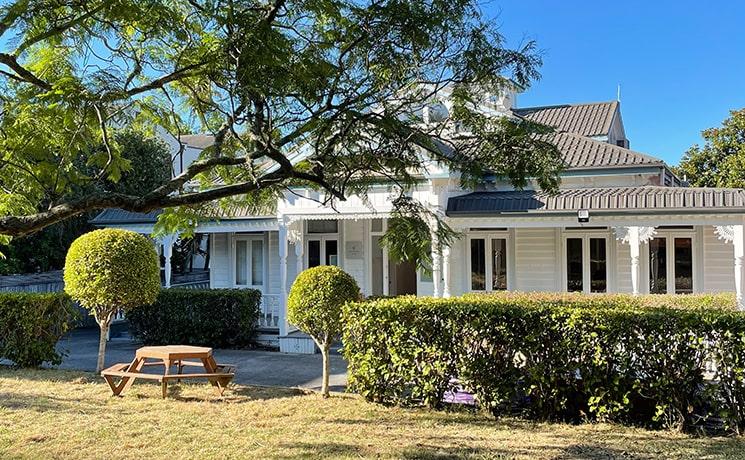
[442,378,476,405]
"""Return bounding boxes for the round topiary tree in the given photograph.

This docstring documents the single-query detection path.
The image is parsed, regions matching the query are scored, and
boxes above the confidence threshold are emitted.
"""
[64,229,161,372]
[288,265,360,397]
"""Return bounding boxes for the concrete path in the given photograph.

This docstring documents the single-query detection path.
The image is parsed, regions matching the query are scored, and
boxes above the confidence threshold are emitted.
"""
[55,327,348,391]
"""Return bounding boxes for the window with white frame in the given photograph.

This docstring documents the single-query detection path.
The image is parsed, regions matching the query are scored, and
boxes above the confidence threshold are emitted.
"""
[648,230,694,294]
[235,236,265,289]
[306,220,339,268]
[468,235,508,292]
[564,235,608,293]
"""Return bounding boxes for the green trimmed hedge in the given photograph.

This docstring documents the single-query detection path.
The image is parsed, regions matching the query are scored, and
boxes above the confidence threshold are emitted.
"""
[0,292,76,367]
[127,288,261,347]
[343,292,745,432]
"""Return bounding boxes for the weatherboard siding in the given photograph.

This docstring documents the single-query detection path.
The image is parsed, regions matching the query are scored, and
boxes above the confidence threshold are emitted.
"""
[615,239,633,294]
[703,229,734,293]
[210,233,231,288]
[514,228,560,292]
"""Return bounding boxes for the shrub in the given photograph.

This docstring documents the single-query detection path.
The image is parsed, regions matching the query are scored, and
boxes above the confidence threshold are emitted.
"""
[127,288,261,347]
[0,292,76,367]
[288,266,360,397]
[64,229,161,372]
[343,292,745,432]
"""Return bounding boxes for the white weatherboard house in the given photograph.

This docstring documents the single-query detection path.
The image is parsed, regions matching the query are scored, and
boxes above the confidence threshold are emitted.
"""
[92,89,745,353]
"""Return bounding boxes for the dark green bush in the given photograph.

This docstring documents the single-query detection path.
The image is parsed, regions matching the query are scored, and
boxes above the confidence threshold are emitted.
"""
[343,292,745,432]
[127,288,261,347]
[0,292,76,367]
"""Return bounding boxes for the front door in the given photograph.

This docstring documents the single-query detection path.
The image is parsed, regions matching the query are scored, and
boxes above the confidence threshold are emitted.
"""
[389,260,417,296]
[306,238,339,267]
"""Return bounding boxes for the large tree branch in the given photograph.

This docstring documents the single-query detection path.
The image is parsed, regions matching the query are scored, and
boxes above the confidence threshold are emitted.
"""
[0,167,291,237]
[100,61,210,102]
[0,52,51,90]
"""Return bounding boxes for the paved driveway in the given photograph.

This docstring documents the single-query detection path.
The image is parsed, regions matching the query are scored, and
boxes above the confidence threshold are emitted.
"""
[56,327,348,391]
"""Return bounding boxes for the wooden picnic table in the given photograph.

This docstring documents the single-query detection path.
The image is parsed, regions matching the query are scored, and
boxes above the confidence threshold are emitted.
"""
[101,345,235,398]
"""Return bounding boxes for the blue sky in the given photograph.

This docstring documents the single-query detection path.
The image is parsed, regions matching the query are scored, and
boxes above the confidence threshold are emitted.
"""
[489,1,745,165]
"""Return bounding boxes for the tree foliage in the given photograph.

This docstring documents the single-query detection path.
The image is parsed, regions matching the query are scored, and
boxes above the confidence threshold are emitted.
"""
[675,109,745,187]
[64,228,160,371]
[380,196,459,270]
[0,0,563,242]
[0,130,172,272]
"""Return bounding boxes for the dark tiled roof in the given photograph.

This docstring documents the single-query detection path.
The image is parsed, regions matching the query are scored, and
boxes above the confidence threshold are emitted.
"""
[90,205,272,226]
[514,101,619,137]
[446,186,745,216]
[90,209,162,225]
[178,134,215,150]
[551,132,663,169]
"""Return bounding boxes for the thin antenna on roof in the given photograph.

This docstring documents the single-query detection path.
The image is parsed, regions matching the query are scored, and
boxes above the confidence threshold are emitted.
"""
[617,84,621,102]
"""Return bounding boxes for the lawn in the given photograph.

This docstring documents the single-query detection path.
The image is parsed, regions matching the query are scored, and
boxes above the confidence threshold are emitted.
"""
[0,368,743,459]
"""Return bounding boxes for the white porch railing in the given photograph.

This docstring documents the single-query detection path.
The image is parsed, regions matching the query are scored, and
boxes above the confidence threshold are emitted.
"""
[259,294,281,329]
[112,309,126,323]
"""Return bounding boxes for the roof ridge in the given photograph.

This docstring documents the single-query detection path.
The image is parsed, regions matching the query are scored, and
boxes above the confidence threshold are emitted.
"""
[514,100,618,113]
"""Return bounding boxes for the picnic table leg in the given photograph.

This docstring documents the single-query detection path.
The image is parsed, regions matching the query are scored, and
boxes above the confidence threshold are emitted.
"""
[115,357,145,396]
[202,356,228,396]
[161,359,172,399]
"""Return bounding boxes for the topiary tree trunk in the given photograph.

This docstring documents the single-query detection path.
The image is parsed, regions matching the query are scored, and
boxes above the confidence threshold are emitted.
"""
[95,308,116,373]
[319,335,331,398]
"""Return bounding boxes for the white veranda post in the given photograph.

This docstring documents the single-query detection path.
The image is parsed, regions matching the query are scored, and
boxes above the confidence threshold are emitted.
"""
[441,244,451,298]
[614,226,657,296]
[429,221,442,298]
[278,219,289,336]
[160,234,177,289]
[714,225,745,310]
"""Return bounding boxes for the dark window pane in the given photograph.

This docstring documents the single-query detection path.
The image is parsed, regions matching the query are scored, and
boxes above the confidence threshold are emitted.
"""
[371,236,384,296]
[470,239,486,290]
[675,238,693,294]
[325,240,338,266]
[235,240,247,285]
[307,220,338,233]
[370,219,383,233]
[492,239,507,290]
[589,238,607,293]
[566,238,583,292]
[308,240,321,267]
[649,238,667,294]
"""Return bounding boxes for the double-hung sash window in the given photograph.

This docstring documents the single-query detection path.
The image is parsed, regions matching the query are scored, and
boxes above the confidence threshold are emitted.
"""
[235,236,265,290]
[306,220,339,268]
[468,235,508,292]
[564,235,608,293]
[648,233,694,294]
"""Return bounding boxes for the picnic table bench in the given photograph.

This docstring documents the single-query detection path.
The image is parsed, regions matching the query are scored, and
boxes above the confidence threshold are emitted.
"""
[101,345,235,398]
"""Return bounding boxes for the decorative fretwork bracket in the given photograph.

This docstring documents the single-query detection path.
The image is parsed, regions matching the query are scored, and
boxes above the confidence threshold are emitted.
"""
[714,225,736,243]
[613,226,657,245]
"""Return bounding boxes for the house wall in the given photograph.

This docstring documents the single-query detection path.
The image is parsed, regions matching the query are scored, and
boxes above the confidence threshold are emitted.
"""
[615,239,633,293]
[703,228,735,293]
[208,224,736,301]
[514,228,560,292]
[342,220,366,293]
[210,233,231,288]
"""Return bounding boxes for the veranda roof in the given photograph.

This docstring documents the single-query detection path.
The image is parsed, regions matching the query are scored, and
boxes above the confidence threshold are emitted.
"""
[446,186,745,217]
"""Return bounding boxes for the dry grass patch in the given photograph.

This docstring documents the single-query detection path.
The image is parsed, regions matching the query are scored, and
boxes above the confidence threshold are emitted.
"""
[0,367,743,459]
